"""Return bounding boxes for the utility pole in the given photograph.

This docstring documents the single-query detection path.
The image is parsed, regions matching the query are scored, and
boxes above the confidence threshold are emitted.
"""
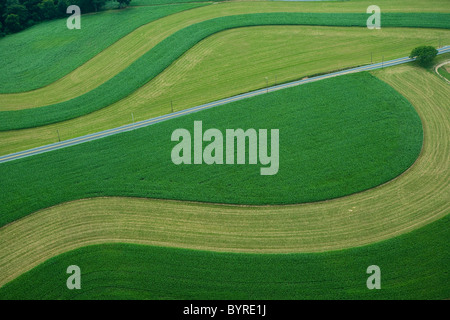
[57,129,61,142]
[171,100,173,113]
[265,77,269,93]
[132,113,134,123]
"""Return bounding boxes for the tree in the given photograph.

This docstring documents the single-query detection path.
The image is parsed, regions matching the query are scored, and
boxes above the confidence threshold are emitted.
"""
[92,0,106,12]
[410,46,438,67]
[5,13,21,32]
[22,0,43,24]
[4,2,28,26]
[116,0,130,9]
[0,0,6,28]
[38,0,57,20]
[0,0,110,36]
[57,0,69,17]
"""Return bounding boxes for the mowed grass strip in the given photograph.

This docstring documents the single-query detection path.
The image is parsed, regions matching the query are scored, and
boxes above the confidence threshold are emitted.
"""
[1,214,448,299]
[0,63,447,287]
[0,12,448,130]
[3,24,449,111]
[0,65,447,290]
[0,4,210,94]
[1,27,448,156]
[0,72,423,225]
[2,0,449,100]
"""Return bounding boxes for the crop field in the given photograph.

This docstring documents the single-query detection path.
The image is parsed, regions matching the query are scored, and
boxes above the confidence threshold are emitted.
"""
[0,0,448,302]
[1,215,448,300]
[1,24,449,156]
[0,72,424,225]
[1,12,449,131]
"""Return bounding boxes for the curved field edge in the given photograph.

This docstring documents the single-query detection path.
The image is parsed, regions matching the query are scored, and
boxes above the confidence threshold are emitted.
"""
[1,12,449,130]
[0,64,446,287]
[2,0,449,98]
[1,28,448,158]
[0,72,424,225]
[0,3,211,94]
[0,214,448,299]
[0,65,447,290]
[3,26,449,112]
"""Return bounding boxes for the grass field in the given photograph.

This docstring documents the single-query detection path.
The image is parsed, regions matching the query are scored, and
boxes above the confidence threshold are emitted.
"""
[0,61,447,291]
[1,214,448,299]
[0,4,208,94]
[130,0,224,5]
[0,0,448,300]
[3,25,449,111]
[1,26,448,156]
[0,72,423,225]
[9,0,445,98]
[1,12,448,131]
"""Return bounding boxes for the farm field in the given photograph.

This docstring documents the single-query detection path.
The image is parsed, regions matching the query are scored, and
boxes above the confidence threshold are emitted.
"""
[0,72,424,225]
[5,0,449,98]
[3,24,449,110]
[1,12,449,132]
[1,23,449,155]
[0,3,208,94]
[0,0,448,302]
[1,214,448,300]
[0,63,448,298]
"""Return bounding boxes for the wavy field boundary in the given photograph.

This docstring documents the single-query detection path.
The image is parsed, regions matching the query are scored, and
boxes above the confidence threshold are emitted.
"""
[2,0,449,97]
[0,64,448,288]
[0,12,449,131]
[3,1,418,102]
[3,24,449,111]
[1,214,448,299]
[1,29,449,157]
[0,4,210,95]
[0,72,424,225]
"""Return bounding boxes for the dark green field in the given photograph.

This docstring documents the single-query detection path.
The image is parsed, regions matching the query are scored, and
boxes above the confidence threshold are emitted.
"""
[1,12,448,130]
[1,214,447,300]
[0,3,208,93]
[1,0,447,301]
[0,72,423,227]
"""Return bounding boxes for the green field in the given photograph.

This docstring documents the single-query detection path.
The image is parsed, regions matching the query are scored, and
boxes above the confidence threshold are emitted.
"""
[0,214,448,300]
[1,12,448,131]
[0,0,448,301]
[1,26,449,156]
[0,4,208,93]
[0,63,448,291]
[9,0,446,105]
[0,72,423,226]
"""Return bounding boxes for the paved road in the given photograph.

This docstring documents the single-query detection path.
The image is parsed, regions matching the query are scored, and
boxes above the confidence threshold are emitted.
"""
[1,45,449,164]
